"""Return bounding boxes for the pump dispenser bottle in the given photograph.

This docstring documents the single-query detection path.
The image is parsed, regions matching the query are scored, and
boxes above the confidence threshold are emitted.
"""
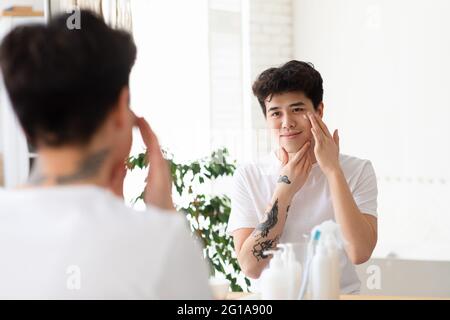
[260,249,290,300]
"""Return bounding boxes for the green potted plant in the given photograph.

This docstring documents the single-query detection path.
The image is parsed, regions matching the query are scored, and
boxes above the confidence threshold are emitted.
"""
[127,148,250,292]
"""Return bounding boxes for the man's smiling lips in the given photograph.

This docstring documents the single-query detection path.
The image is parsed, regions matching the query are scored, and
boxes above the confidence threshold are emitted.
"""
[280,131,302,139]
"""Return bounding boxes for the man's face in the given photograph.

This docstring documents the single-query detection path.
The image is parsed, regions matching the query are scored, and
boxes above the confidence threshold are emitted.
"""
[265,91,323,153]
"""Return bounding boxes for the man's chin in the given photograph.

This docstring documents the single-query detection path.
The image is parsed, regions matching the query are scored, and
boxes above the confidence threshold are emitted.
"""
[281,141,310,154]
[281,145,301,154]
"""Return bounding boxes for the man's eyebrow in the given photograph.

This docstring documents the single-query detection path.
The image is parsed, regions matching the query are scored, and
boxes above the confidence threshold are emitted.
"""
[267,106,280,112]
[267,101,305,112]
[289,101,306,107]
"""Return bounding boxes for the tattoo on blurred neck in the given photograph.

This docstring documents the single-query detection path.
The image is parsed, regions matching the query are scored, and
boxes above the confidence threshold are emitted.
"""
[27,148,110,185]
[56,148,110,184]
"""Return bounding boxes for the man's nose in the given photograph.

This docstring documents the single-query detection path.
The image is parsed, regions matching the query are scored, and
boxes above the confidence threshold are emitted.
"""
[282,114,296,129]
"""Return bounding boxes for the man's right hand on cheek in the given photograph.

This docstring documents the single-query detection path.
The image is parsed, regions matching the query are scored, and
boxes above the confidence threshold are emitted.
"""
[275,141,312,200]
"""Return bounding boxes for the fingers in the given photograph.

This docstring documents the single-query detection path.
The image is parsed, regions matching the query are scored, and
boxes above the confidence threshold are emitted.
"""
[305,113,322,140]
[279,147,289,165]
[134,116,174,211]
[310,124,321,145]
[297,149,307,167]
[136,117,164,163]
[312,112,332,137]
[130,110,138,124]
[291,141,310,164]
[306,113,331,138]
[299,150,312,173]
[301,151,311,171]
[333,129,340,152]
[136,117,154,149]
[316,114,332,137]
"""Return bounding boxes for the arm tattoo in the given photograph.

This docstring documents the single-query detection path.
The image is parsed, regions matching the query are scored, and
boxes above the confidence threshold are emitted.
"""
[277,175,291,184]
[255,199,279,237]
[252,235,280,261]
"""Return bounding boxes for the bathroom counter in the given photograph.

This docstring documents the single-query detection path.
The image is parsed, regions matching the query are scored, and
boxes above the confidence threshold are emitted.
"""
[225,292,449,300]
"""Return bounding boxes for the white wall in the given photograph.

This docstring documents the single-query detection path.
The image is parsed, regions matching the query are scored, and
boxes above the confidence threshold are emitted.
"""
[293,0,450,261]
[245,0,294,161]
[356,258,450,298]
[209,1,244,161]
[207,0,296,164]
[124,0,210,206]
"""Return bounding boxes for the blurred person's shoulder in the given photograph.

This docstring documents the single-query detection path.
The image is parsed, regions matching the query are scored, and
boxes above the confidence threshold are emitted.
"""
[85,186,191,238]
[0,186,208,299]
[0,185,188,237]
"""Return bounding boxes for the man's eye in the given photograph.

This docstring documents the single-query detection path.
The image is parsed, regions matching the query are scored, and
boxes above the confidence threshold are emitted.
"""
[293,108,304,113]
[271,112,280,117]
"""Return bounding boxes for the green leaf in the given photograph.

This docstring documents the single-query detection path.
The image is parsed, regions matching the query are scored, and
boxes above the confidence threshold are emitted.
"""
[128,147,240,288]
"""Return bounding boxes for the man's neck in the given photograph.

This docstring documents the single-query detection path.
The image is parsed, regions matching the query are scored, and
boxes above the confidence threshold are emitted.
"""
[27,146,113,188]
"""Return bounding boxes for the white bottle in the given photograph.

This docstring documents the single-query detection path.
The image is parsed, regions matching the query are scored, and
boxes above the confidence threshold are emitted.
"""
[260,249,290,300]
[325,235,340,299]
[278,244,302,300]
[310,239,339,300]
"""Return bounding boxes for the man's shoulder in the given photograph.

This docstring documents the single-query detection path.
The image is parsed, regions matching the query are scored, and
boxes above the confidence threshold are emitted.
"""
[115,202,188,233]
[338,153,376,181]
[0,186,187,235]
[339,153,374,169]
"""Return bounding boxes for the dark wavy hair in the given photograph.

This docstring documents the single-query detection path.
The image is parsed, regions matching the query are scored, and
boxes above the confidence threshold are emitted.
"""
[0,10,137,147]
[252,60,323,116]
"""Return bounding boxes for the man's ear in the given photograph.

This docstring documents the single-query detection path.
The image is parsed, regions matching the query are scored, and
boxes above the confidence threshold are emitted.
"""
[316,102,324,118]
[114,86,130,129]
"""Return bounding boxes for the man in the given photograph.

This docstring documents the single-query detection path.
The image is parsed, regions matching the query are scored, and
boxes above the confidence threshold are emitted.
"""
[0,10,211,299]
[227,60,378,294]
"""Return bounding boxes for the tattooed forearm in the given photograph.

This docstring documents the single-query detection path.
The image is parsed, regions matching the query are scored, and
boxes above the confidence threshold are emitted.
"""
[252,235,280,261]
[277,175,291,184]
[255,199,279,237]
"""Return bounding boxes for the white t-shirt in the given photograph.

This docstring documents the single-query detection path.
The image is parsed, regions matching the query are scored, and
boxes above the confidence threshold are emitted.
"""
[0,185,212,299]
[227,152,378,294]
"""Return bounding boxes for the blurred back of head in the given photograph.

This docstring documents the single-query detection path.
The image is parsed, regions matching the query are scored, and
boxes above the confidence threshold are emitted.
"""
[0,10,137,148]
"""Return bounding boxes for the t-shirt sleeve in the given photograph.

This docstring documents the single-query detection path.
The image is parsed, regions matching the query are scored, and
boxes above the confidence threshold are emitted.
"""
[353,161,378,218]
[155,216,212,300]
[226,166,259,235]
